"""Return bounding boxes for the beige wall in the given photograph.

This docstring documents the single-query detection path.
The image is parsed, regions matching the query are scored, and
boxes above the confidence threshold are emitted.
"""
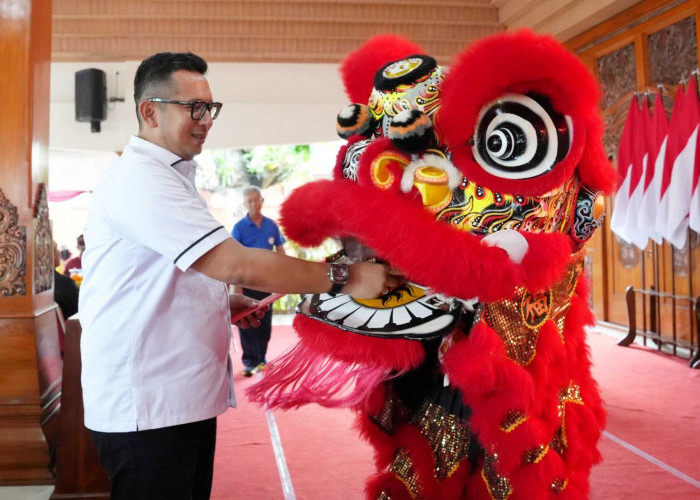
[49,0,647,153]
[51,61,349,152]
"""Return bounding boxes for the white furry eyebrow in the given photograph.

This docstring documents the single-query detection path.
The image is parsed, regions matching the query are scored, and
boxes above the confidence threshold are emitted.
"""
[400,154,462,193]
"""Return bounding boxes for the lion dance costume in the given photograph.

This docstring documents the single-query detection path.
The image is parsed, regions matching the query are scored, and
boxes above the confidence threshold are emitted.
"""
[249,30,614,499]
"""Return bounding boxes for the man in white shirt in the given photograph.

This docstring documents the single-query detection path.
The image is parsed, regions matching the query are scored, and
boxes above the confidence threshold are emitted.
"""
[79,52,398,500]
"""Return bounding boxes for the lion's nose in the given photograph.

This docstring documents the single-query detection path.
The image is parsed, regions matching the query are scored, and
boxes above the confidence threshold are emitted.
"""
[413,166,452,211]
[399,154,462,213]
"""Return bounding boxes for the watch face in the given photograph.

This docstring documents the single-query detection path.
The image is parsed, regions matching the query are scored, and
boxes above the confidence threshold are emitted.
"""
[330,264,349,284]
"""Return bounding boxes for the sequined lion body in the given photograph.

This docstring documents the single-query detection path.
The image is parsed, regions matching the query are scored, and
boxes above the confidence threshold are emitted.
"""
[249,30,613,499]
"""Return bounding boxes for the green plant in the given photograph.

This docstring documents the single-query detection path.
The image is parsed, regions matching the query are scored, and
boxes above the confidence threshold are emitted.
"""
[272,238,342,313]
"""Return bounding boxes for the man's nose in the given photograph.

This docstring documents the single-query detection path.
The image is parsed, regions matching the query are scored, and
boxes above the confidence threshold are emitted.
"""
[200,112,214,127]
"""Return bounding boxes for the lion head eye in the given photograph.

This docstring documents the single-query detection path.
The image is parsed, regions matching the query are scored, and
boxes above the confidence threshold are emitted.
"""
[471,93,572,180]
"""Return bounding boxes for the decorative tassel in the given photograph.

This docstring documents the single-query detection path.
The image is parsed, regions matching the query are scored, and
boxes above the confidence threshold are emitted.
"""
[246,341,401,411]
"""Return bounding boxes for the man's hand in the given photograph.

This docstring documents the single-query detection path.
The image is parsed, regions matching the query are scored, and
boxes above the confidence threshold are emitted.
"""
[229,293,267,329]
[343,262,403,299]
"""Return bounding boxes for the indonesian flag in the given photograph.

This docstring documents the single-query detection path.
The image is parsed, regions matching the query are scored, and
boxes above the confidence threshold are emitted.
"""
[637,91,669,245]
[691,164,700,237]
[624,95,652,249]
[690,83,700,235]
[610,96,641,244]
[655,79,700,249]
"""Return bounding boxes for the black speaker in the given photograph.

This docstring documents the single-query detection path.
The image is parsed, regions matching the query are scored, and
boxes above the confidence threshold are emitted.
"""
[75,68,107,132]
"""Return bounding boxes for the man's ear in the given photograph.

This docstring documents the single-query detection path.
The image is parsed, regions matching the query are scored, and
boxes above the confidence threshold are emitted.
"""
[139,100,158,128]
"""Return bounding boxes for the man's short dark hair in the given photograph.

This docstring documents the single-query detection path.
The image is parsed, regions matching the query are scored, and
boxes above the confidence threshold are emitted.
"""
[133,52,208,120]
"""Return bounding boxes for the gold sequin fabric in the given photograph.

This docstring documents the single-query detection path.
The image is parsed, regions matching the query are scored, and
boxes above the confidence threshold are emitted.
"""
[554,381,585,450]
[481,453,512,500]
[522,444,549,465]
[558,382,583,418]
[390,448,422,499]
[482,251,586,365]
[499,410,527,433]
[413,402,472,481]
[550,426,566,455]
[551,478,568,493]
[371,383,413,436]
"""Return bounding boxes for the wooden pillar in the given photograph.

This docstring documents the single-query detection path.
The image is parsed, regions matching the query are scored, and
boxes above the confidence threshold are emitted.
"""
[0,0,63,485]
[52,317,110,497]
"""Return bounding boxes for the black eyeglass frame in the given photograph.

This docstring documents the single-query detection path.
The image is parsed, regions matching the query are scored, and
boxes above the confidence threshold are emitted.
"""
[146,97,222,120]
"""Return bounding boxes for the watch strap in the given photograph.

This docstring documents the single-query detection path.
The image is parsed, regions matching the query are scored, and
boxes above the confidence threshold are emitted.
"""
[328,281,345,295]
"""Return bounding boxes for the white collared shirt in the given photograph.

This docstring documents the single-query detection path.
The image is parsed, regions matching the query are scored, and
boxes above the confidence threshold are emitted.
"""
[79,135,234,432]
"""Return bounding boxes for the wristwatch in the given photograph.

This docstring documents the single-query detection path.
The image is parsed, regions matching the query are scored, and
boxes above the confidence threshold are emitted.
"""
[328,263,349,295]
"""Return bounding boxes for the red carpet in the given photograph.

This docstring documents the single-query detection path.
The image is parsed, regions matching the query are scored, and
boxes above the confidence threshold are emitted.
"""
[588,329,700,499]
[212,324,374,499]
[212,323,700,499]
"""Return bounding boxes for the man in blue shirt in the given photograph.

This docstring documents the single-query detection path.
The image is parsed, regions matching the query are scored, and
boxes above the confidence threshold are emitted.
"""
[232,186,286,376]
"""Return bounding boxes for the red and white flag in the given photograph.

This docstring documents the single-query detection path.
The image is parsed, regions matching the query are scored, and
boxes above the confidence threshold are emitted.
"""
[690,150,700,236]
[655,79,700,249]
[690,81,700,235]
[610,96,639,244]
[624,95,652,249]
[637,91,669,245]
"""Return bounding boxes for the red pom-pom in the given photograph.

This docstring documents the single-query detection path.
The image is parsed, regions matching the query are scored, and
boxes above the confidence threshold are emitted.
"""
[341,34,425,104]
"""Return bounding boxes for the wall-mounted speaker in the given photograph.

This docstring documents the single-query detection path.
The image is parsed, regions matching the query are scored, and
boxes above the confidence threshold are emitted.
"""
[75,68,107,132]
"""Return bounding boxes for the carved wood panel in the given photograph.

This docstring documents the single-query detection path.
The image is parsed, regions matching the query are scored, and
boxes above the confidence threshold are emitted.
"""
[33,184,52,295]
[0,189,27,297]
[570,0,700,342]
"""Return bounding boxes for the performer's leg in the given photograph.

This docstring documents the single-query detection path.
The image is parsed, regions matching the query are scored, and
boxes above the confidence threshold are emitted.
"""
[90,417,217,500]
[241,289,272,371]
[238,327,258,373]
[257,307,273,366]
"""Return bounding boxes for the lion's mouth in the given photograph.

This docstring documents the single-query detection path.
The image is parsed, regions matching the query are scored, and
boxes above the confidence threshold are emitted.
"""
[297,236,468,340]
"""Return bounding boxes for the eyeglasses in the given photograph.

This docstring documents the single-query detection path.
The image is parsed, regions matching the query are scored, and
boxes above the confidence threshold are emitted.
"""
[146,97,222,120]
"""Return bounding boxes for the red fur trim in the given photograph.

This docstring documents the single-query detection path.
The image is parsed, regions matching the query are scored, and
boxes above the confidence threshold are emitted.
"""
[563,295,595,366]
[526,322,568,413]
[341,34,425,104]
[363,424,441,499]
[564,403,604,470]
[279,180,572,301]
[579,113,616,194]
[508,451,566,498]
[434,461,470,499]
[292,314,425,370]
[560,471,590,500]
[363,380,389,416]
[437,29,614,195]
[391,425,441,495]
[444,324,536,412]
[443,313,604,489]
[355,411,398,470]
[365,473,414,500]
[518,232,573,292]
[465,467,492,499]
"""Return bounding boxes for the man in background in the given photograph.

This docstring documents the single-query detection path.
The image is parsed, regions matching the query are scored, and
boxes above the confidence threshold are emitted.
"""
[232,186,285,376]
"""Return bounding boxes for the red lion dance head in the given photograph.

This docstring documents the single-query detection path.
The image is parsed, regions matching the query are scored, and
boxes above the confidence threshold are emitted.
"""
[250,30,613,499]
